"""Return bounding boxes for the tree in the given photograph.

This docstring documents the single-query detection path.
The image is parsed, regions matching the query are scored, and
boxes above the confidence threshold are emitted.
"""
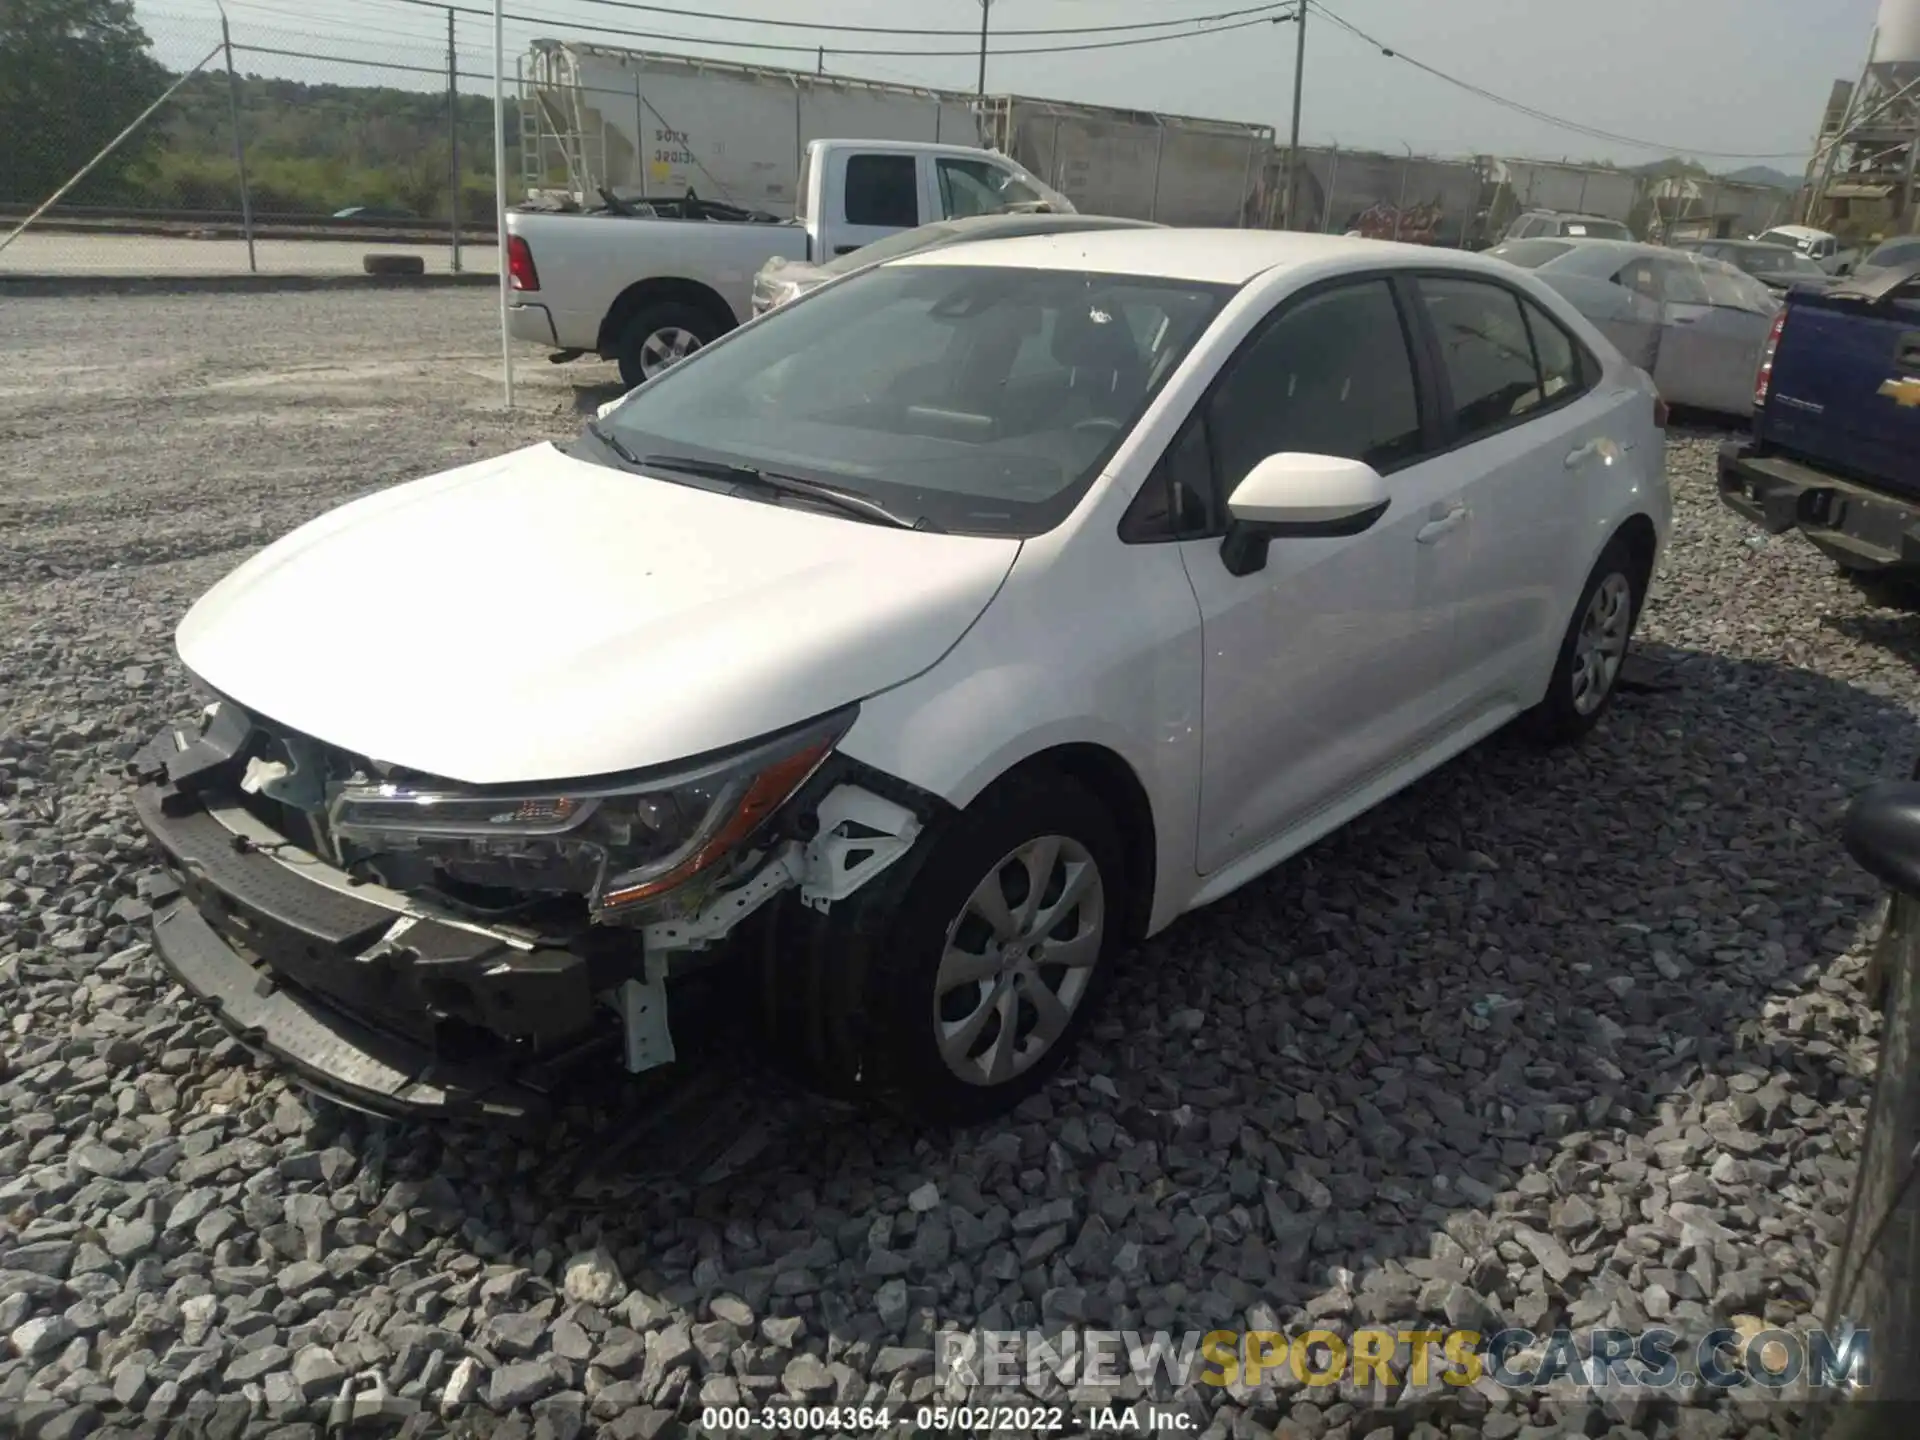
[0,0,170,205]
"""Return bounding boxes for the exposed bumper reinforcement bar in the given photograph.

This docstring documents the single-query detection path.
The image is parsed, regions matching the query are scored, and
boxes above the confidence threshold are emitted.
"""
[151,897,557,1124]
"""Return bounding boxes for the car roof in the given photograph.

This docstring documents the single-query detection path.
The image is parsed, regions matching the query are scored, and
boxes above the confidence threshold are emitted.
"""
[920,212,1158,237]
[890,227,1526,286]
[1515,236,1661,261]
[1759,224,1830,240]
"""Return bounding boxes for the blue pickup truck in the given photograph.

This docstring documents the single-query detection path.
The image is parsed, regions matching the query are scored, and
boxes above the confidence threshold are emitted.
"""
[1718,261,1920,597]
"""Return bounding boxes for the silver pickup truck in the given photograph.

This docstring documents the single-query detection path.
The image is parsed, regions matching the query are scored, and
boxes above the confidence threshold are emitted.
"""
[505,138,1069,387]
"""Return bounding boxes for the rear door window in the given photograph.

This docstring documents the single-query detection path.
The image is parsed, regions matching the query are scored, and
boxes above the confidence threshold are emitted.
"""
[1612,258,1663,302]
[1419,276,1546,439]
[1518,296,1596,402]
[1654,256,1714,306]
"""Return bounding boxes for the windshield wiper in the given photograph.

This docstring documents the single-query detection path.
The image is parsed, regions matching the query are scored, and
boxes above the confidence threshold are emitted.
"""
[639,453,941,532]
[584,418,644,468]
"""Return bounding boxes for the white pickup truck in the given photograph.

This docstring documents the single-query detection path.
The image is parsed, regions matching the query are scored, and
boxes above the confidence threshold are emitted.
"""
[505,137,1071,386]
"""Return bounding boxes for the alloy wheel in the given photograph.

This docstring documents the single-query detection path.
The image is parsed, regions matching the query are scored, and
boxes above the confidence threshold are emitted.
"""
[1572,571,1633,716]
[639,327,703,378]
[932,834,1106,1087]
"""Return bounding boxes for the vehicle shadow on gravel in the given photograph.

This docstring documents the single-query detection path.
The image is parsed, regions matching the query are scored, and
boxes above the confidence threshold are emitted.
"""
[568,380,629,416]
[1825,609,1920,670]
[281,637,1909,1425]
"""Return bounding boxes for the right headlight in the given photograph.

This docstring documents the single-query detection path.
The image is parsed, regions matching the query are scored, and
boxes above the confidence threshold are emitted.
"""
[327,709,852,917]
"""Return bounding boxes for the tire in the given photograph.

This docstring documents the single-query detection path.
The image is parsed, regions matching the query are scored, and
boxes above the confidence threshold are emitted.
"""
[756,768,1126,1126]
[362,253,426,276]
[1524,534,1645,745]
[615,301,722,388]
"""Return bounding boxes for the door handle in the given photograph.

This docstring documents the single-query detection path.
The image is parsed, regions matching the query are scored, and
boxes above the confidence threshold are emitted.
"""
[1566,438,1619,469]
[833,245,860,255]
[1416,503,1468,544]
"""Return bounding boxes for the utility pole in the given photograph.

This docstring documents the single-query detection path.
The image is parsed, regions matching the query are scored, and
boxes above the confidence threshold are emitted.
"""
[448,7,462,273]
[1284,2,1307,230]
[218,6,257,273]
[977,0,991,97]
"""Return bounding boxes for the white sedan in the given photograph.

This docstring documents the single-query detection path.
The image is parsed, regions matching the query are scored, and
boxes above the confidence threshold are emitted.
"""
[1486,236,1782,417]
[136,230,1670,1126]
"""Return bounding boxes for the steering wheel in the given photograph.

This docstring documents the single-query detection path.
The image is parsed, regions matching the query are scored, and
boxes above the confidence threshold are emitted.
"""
[1072,417,1124,438]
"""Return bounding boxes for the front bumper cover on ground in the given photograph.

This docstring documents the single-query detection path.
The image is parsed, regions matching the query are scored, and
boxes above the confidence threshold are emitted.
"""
[129,719,616,1123]
[1718,439,1920,574]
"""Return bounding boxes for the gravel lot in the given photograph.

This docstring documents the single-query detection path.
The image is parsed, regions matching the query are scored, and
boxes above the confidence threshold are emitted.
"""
[1,290,1915,1440]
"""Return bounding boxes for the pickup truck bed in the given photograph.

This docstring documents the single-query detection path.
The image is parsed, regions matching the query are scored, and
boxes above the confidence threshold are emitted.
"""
[1719,263,1920,580]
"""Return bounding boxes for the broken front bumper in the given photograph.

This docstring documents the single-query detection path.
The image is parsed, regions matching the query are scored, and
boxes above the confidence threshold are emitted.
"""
[130,722,615,1123]
[1719,439,1920,574]
[127,709,935,1123]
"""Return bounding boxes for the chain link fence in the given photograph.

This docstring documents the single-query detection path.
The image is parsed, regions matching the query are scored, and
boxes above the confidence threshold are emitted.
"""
[0,8,511,276]
[1,4,1805,277]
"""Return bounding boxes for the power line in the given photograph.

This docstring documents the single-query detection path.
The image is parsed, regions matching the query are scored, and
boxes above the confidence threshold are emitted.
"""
[1305,1,1812,161]
[475,0,1297,38]
[355,0,1297,59]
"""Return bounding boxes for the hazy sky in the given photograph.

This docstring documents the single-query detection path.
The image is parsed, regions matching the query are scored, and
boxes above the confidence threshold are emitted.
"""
[136,0,1884,170]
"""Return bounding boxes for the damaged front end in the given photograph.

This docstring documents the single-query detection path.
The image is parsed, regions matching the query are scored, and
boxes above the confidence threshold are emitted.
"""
[127,697,930,1123]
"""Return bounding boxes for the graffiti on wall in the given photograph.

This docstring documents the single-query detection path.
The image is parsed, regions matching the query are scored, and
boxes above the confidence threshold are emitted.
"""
[1345,199,1447,244]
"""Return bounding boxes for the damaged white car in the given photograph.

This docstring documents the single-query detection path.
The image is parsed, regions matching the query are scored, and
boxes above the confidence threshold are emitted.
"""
[131,229,1670,1126]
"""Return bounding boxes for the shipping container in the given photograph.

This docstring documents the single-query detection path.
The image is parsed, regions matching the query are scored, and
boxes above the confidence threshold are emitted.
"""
[1484,159,1643,234]
[1274,146,1485,246]
[980,96,1274,228]
[520,40,1275,227]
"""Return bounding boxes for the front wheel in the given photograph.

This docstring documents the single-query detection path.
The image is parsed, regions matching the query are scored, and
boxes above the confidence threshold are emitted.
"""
[1524,535,1646,745]
[615,302,722,388]
[757,769,1125,1125]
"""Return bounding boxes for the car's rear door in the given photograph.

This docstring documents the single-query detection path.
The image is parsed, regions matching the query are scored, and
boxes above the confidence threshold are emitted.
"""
[1552,255,1662,371]
[1403,273,1614,717]
[1651,253,1778,415]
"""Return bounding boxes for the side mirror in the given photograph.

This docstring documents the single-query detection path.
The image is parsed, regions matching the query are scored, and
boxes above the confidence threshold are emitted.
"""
[1844,781,1920,901]
[1219,453,1391,577]
[595,392,632,420]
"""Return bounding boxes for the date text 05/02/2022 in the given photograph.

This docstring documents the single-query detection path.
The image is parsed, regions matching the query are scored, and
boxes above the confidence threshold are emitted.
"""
[698,1405,1198,1434]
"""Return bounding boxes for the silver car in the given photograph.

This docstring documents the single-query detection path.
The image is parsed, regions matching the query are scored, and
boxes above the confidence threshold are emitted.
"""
[750,211,1163,317]
[1486,237,1781,417]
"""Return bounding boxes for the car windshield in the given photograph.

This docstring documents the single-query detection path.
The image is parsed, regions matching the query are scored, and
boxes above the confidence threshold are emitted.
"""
[1718,245,1822,276]
[1865,237,1920,269]
[1486,239,1577,268]
[1756,228,1817,253]
[1766,250,1826,275]
[1562,219,1630,239]
[595,262,1234,537]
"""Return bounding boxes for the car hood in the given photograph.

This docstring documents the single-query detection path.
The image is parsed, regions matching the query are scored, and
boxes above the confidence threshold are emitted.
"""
[176,442,1021,784]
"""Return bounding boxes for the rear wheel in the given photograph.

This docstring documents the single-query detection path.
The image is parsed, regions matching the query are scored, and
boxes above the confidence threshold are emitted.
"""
[1524,535,1645,745]
[756,769,1125,1125]
[615,302,722,388]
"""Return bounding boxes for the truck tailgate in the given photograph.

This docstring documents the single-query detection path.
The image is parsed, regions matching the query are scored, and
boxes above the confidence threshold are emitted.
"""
[1758,267,1920,496]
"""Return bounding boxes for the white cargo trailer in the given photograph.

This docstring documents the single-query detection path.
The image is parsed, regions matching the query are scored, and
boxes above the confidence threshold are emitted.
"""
[1486,159,1643,229]
[520,40,1275,227]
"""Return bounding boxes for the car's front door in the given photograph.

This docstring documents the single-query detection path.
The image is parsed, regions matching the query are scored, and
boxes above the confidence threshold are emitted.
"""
[1169,275,1460,876]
